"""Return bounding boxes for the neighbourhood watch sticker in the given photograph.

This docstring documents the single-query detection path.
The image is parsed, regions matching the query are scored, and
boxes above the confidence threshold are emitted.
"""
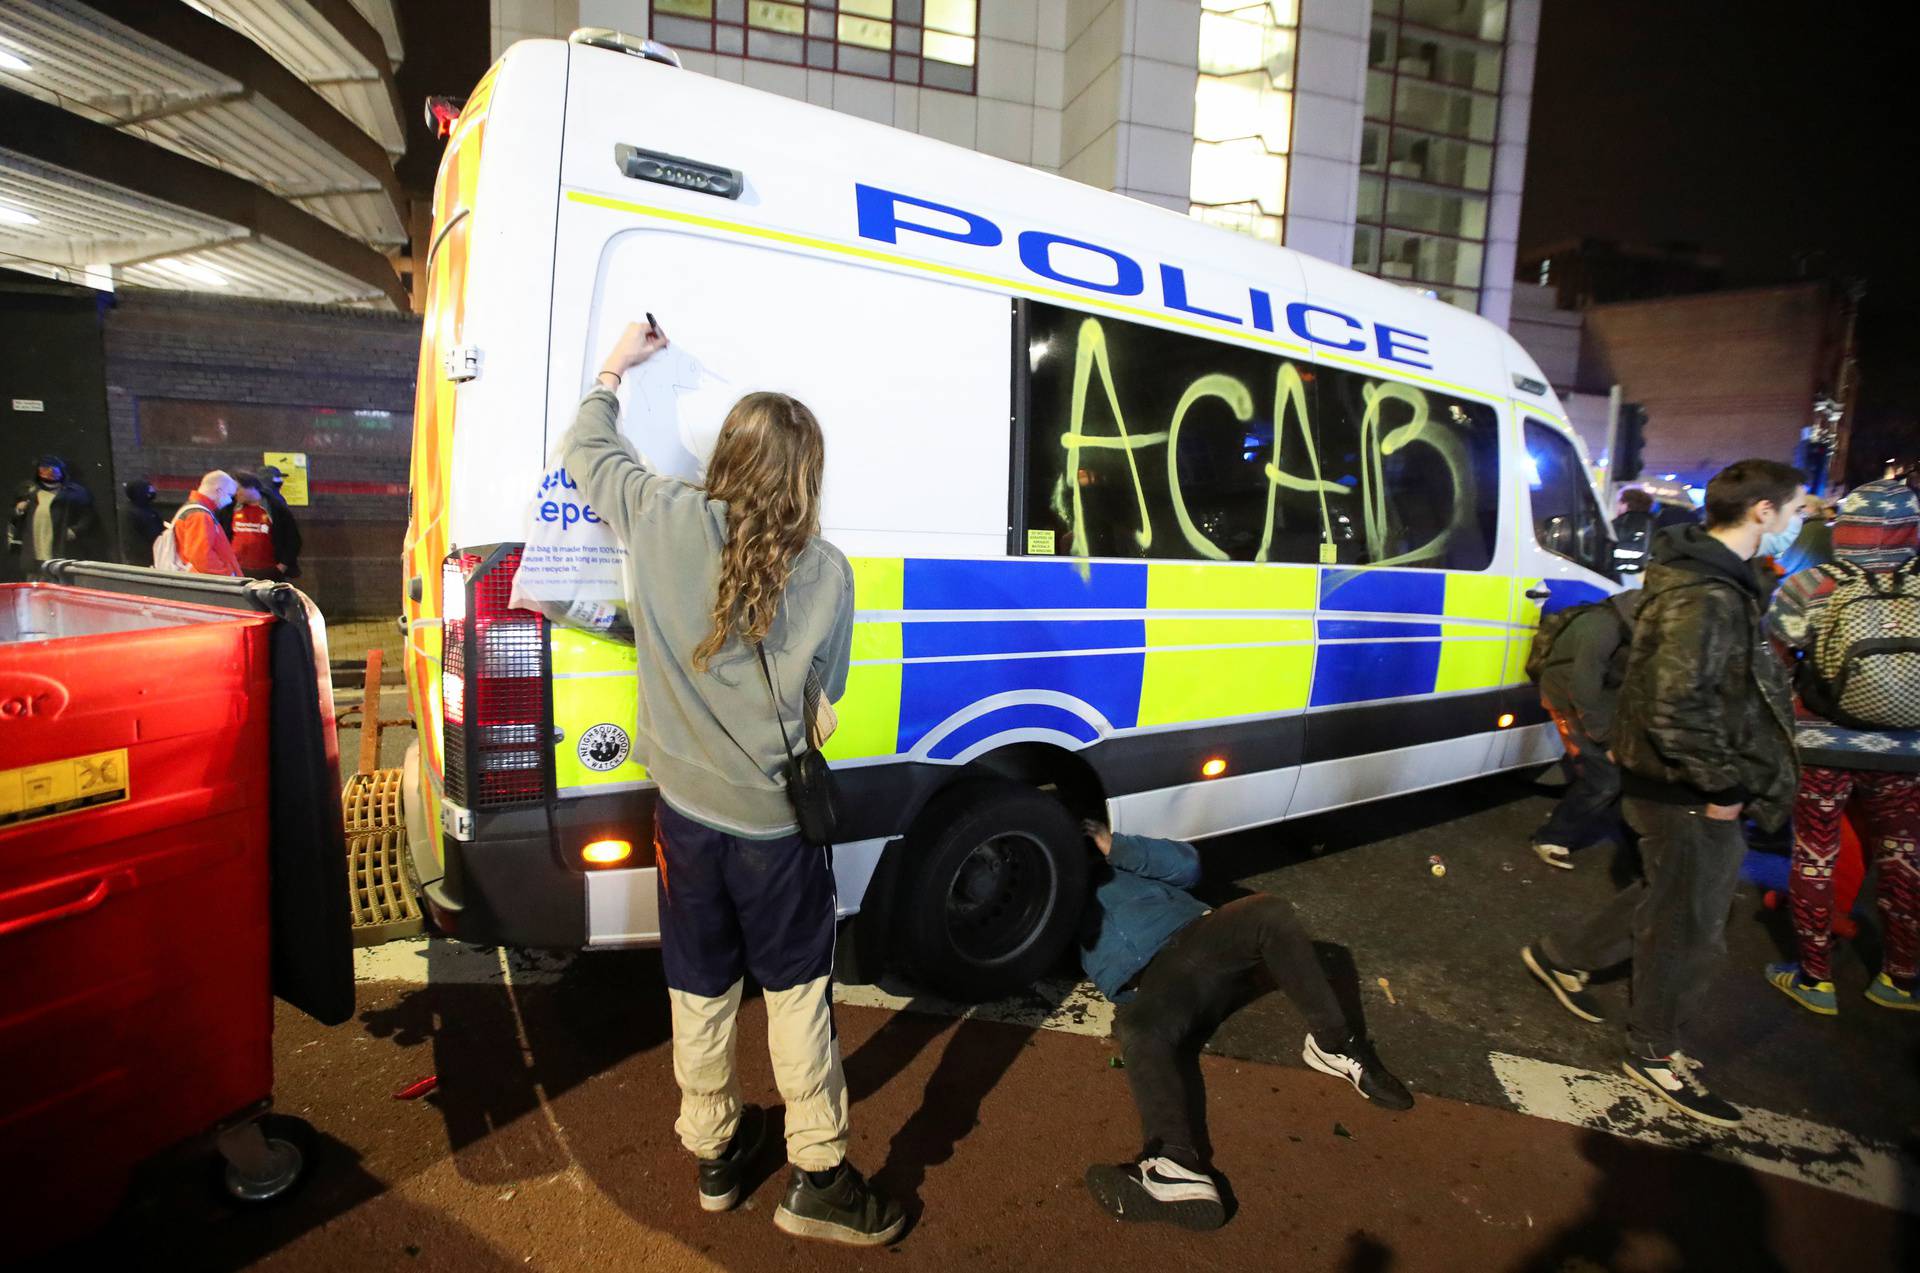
[577,723,631,772]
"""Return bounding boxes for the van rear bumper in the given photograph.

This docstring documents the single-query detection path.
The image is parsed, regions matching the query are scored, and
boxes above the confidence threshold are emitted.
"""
[402,745,658,948]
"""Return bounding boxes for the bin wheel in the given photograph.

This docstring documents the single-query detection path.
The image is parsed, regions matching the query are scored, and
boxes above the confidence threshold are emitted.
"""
[218,1114,314,1206]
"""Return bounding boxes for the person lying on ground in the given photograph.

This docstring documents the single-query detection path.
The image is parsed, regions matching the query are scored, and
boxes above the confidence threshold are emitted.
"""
[1077,820,1412,1232]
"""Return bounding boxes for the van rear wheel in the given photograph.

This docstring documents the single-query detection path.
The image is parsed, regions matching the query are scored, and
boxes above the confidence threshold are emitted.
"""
[894,781,1088,1002]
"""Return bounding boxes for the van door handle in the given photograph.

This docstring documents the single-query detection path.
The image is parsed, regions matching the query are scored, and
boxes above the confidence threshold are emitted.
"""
[1525,586,1552,601]
[0,873,120,940]
[408,575,423,603]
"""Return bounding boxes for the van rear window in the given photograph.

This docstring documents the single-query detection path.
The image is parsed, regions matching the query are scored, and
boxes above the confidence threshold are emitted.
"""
[1014,301,1500,570]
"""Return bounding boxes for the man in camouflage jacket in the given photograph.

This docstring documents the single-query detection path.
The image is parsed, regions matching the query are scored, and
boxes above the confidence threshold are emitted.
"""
[1523,459,1805,1129]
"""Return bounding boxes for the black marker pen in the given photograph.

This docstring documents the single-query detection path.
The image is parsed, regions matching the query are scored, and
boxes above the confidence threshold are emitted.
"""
[645,312,660,336]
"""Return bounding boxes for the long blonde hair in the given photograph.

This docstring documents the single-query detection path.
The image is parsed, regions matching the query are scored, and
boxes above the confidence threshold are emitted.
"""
[692,391,826,671]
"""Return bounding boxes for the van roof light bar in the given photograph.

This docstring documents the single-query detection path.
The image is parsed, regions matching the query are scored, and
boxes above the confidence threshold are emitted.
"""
[569,28,682,68]
[1512,374,1549,396]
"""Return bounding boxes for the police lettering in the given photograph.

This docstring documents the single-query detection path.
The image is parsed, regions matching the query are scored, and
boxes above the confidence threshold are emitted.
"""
[855,184,1435,370]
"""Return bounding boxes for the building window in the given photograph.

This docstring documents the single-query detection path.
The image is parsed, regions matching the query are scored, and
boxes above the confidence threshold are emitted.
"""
[649,1,977,92]
[1188,0,1300,246]
[1354,0,1508,312]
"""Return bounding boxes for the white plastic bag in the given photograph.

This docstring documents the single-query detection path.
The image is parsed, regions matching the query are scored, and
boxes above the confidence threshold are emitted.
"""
[510,349,736,639]
[508,458,631,634]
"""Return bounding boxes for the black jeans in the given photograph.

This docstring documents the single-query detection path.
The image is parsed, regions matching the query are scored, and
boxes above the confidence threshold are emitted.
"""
[1536,711,1624,851]
[1544,797,1746,1058]
[1114,894,1348,1170]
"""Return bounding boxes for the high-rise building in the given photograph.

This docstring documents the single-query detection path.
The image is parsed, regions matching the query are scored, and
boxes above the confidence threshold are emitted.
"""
[499,1,1539,325]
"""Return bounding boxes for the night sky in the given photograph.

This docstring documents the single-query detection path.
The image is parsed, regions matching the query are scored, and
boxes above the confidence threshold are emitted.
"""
[1523,0,1916,479]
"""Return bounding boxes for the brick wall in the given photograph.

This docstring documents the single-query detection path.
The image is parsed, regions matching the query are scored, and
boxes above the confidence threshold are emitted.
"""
[1579,283,1829,488]
[103,290,421,619]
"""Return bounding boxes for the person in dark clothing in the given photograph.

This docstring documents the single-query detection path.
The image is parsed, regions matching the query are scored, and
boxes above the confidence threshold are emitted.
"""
[1532,590,1647,868]
[258,465,303,578]
[1612,489,1657,576]
[8,454,94,579]
[219,471,284,580]
[1078,821,1411,1230]
[120,479,165,565]
[1771,493,1835,578]
[1523,459,1804,1129]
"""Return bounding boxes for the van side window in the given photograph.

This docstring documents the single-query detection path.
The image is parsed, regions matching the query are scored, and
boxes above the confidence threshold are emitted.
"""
[1312,364,1500,570]
[1018,302,1329,563]
[1015,300,1500,570]
[1524,419,1612,577]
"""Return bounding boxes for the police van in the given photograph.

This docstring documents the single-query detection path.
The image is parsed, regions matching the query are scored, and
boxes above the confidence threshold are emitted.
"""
[401,30,1615,998]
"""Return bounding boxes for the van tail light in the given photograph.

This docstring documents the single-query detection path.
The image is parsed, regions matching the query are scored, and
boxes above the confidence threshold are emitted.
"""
[443,545,551,809]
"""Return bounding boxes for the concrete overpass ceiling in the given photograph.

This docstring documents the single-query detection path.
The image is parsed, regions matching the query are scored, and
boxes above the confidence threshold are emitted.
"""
[0,1,404,248]
[1,145,394,307]
[185,0,406,157]
[347,0,403,68]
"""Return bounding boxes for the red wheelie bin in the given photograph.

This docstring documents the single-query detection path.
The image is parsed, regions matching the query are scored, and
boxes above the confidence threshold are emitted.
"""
[0,567,352,1257]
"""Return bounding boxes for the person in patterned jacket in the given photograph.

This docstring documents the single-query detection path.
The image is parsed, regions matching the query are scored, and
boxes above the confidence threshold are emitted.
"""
[1762,478,1920,1015]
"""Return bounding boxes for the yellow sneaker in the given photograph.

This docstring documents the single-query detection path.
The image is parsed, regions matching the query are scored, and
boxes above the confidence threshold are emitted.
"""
[1864,972,1919,1012]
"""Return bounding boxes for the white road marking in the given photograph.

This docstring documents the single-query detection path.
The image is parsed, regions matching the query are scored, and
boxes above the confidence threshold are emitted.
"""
[1490,1051,1920,1214]
[833,976,1114,1039]
[352,938,1114,1033]
[352,938,574,986]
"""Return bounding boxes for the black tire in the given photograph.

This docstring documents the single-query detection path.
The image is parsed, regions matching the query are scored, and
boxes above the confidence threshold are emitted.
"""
[893,780,1089,1002]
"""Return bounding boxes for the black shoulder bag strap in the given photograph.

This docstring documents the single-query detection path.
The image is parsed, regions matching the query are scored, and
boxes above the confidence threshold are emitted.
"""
[754,642,840,846]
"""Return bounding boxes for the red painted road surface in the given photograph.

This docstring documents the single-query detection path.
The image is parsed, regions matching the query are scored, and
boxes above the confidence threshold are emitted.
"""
[36,958,1911,1273]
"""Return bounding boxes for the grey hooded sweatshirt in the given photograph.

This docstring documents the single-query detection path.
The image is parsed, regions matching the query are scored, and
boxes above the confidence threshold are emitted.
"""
[558,387,854,838]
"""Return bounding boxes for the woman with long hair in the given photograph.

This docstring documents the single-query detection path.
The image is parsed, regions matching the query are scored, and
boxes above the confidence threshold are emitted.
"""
[560,320,903,1246]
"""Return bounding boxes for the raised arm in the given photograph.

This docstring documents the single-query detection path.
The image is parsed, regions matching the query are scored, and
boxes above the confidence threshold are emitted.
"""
[556,320,679,547]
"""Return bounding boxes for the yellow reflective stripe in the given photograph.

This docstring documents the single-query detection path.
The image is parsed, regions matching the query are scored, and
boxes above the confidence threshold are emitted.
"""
[551,626,639,676]
[552,674,646,788]
[1443,571,1512,624]
[1140,641,1313,726]
[829,559,906,761]
[1147,561,1317,612]
[831,620,901,760]
[823,659,902,762]
[1437,572,1522,693]
[1145,616,1313,647]
[849,556,904,611]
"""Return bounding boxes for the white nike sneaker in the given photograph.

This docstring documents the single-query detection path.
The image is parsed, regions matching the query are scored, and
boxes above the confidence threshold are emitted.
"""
[1084,1156,1224,1230]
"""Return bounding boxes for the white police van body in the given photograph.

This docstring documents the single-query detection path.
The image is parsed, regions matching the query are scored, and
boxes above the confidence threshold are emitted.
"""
[402,32,1615,996]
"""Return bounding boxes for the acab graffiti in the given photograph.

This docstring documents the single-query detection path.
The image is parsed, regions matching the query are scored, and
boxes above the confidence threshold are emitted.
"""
[1043,316,1485,569]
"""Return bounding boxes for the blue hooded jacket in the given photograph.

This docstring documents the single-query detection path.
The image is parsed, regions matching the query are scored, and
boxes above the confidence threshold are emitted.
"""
[1077,833,1210,1002]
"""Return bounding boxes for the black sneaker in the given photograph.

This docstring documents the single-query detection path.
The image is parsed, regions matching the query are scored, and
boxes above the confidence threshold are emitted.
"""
[1622,1053,1742,1128]
[1085,1157,1225,1231]
[772,1162,906,1247]
[1302,1032,1414,1110]
[697,1104,768,1213]
[1522,941,1605,1023]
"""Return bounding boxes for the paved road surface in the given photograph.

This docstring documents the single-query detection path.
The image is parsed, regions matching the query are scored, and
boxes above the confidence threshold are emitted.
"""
[32,774,1920,1271]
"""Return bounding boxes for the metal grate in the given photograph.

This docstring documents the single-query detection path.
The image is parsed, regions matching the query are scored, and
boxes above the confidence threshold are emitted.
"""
[343,768,423,946]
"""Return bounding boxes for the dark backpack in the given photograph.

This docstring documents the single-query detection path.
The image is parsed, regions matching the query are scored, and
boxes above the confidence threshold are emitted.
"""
[1525,597,1632,684]
[1797,559,1920,729]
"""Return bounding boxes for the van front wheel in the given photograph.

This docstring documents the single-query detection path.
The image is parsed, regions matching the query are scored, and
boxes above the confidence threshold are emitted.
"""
[894,781,1089,1002]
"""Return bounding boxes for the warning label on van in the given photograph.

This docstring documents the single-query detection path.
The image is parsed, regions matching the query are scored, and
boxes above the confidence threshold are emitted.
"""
[0,748,129,828]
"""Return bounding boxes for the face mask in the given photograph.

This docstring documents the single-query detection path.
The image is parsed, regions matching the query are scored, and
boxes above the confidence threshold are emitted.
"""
[1760,511,1804,559]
